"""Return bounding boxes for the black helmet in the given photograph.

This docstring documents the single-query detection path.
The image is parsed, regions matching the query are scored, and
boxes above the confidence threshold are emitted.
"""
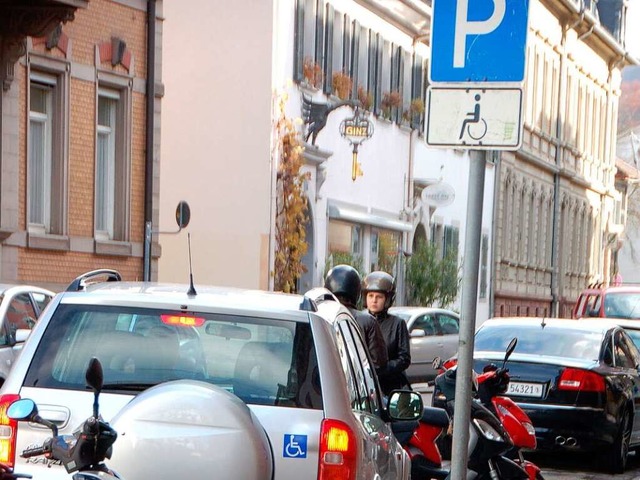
[362,271,396,309]
[324,264,362,308]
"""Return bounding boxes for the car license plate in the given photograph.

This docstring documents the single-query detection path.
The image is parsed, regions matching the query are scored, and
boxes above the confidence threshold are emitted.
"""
[507,382,544,398]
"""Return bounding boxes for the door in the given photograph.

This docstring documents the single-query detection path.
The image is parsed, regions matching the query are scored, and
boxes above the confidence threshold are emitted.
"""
[407,313,443,382]
[0,293,40,377]
[613,330,640,444]
[337,318,406,480]
[436,312,460,364]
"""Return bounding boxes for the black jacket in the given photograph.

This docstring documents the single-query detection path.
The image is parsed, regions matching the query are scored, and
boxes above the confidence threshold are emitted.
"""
[369,310,411,394]
[347,306,388,372]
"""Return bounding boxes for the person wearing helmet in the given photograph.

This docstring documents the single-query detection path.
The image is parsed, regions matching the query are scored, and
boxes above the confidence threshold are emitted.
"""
[363,271,411,395]
[325,265,388,372]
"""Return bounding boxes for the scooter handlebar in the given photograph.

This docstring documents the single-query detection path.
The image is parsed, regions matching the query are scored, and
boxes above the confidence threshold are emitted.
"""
[20,444,50,459]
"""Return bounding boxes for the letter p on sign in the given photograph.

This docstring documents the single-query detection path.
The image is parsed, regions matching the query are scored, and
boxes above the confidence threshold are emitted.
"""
[429,0,529,83]
[454,0,505,68]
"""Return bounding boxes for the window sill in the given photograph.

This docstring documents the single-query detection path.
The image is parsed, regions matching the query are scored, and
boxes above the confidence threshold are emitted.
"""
[94,239,132,256]
[27,233,70,251]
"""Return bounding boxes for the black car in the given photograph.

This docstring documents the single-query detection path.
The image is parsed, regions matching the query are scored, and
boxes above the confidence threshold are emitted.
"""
[471,317,640,474]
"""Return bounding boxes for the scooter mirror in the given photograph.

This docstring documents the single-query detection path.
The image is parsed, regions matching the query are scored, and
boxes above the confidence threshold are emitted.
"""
[86,357,104,393]
[503,338,518,367]
[6,399,37,422]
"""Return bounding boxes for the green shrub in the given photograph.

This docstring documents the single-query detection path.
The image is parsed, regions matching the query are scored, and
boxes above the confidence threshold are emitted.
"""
[405,241,460,308]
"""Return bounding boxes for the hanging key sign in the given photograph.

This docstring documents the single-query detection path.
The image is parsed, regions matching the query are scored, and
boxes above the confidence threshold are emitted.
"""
[340,109,373,181]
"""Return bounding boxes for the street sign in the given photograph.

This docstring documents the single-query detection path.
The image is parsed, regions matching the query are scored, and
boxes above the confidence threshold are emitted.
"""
[425,86,523,149]
[430,0,530,83]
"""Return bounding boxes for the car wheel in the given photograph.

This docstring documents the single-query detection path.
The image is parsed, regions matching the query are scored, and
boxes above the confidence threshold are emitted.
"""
[605,408,631,474]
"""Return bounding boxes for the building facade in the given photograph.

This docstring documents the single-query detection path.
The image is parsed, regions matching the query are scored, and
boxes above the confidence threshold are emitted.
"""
[0,0,162,291]
[159,0,496,322]
[492,0,636,318]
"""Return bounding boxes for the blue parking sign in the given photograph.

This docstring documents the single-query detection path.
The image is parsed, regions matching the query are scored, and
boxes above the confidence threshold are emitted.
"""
[430,0,530,83]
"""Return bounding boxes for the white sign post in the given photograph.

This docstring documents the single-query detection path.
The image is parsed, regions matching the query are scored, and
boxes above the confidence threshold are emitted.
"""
[426,87,523,149]
[427,1,531,479]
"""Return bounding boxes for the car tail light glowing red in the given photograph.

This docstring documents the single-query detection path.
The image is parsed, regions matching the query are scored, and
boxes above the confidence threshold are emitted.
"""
[318,418,357,480]
[0,394,20,467]
[558,368,605,392]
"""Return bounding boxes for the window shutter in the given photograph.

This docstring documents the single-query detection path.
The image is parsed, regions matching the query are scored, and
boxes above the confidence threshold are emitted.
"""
[293,0,305,82]
[323,2,334,94]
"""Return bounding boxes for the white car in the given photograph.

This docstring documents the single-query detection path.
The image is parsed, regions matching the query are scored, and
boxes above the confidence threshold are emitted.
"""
[0,270,420,480]
[0,284,54,386]
[389,306,460,384]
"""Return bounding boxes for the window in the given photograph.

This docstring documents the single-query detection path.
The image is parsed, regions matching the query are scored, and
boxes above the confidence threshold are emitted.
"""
[28,68,67,236]
[370,229,399,275]
[338,318,380,415]
[479,234,489,299]
[95,83,131,242]
[412,314,437,336]
[437,314,459,335]
[2,294,38,345]
[24,304,323,409]
[443,225,459,259]
[328,220,362,262]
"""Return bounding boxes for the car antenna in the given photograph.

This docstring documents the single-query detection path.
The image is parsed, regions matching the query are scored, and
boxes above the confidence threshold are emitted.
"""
[187,232,197,297]
[540,317,546,329]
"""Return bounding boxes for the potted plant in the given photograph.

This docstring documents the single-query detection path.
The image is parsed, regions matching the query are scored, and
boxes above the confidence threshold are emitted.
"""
[332,71,353,100]
[403,97,425,127]
[381,91,401,120]
[302,57,323,90]
[357,85,373,111]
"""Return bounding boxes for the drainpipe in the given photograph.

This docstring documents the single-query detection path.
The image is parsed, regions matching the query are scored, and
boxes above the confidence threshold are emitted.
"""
[143,0,156,281]
[489,151,501,317]
[550,23,572,317]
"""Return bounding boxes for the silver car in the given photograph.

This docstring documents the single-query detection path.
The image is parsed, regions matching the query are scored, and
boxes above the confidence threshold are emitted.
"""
[0,270,419,480]
[389,306,460,384]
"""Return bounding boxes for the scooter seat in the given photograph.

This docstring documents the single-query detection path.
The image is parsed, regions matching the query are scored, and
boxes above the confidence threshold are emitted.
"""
[421,406,450,428]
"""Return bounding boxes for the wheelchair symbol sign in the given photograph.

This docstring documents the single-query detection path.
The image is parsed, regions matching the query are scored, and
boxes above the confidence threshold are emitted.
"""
[426,86,523,149]
[283,434,307,458]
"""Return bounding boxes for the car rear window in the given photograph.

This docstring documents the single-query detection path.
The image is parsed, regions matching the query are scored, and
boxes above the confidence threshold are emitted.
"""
[24,304,323,409]
[604,293,640,319]
[475,324,603,360]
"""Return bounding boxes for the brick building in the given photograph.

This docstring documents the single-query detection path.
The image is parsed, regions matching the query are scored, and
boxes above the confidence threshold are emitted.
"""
[0,0,162,291]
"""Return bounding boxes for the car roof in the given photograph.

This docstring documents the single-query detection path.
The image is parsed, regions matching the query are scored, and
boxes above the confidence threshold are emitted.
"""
[582,285,640,293]
[389,306,459,315]
[57,281,350,325]
[598,318,640,330]
[0,284,54,295]
[481,316,623,334]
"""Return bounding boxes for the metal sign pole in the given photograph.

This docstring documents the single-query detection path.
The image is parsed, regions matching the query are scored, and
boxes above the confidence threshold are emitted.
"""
[449,150,486,479]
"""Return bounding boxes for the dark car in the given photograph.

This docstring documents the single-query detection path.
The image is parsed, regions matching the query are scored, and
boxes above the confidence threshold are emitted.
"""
[471,317,640,474]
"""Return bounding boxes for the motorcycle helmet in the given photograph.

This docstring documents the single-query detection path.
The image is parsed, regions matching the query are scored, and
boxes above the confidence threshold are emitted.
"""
[362,271,396,310]
[324,264,362,308]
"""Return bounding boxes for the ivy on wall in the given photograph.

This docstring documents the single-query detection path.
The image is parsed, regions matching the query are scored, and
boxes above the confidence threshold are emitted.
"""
[273,93,310,293]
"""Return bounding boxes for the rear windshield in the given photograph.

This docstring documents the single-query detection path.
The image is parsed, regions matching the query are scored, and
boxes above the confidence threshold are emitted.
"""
[475,324,603,361]
[604,293,640,319]
[24,304,323,409]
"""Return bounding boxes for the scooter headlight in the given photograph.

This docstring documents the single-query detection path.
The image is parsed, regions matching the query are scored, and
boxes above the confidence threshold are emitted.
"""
[473,418,505,442]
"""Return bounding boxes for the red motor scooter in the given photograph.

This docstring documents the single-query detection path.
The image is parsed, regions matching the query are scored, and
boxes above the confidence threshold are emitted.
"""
[475,338,544,480]
[403,405,451,480]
